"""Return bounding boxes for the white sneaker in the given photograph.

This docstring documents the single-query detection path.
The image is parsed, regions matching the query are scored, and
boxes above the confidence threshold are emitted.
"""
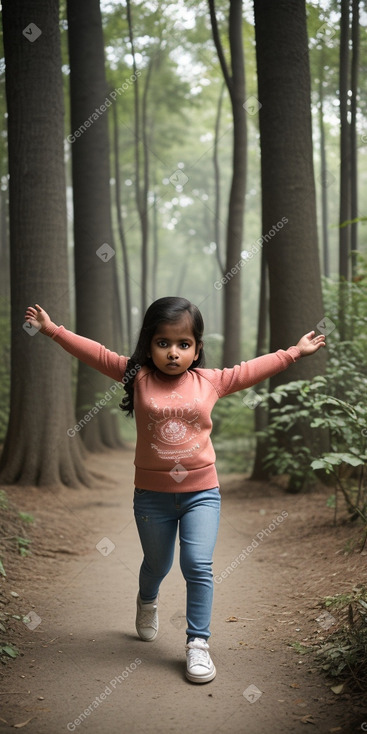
[185,638,216,683]
[135,593,158,641]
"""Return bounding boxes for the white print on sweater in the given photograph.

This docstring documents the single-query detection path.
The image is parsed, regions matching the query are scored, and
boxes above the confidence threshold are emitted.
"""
[147,393,201,461]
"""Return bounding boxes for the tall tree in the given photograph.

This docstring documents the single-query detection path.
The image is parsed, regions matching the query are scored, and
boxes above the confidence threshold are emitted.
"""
[0,0,90,487]
[252,0,327,480]
[208,0,247,367]
[254,0,326,384]
[350,0,360,279]
[112,98,133,354]
[126,0,152,317]
[318,50,330,278]
[67,0,123,451]
[338,0,350,339]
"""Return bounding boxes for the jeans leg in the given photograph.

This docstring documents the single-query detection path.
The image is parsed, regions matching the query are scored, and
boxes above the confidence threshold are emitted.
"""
[133,489,178,603]
[178,488,221,640]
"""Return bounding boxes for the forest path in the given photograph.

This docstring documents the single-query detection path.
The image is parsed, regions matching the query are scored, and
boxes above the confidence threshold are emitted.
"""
[1,449,365,734]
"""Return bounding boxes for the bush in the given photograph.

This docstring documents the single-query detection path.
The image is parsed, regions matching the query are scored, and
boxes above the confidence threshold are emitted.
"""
[257,262,367,516]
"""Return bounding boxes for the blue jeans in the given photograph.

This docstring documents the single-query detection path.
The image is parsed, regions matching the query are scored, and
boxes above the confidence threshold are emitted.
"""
[133,487,221,640]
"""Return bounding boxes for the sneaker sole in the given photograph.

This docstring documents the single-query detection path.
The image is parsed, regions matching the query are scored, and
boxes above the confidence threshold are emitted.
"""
[135,627,158,642]
[185,664,216,683]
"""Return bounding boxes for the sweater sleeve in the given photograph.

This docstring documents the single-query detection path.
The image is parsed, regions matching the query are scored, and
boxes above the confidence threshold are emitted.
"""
[204,347,301,398]
[43,322,129,382]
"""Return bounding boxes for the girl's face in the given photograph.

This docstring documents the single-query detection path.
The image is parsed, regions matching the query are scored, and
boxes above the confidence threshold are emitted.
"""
[149,314,201,376]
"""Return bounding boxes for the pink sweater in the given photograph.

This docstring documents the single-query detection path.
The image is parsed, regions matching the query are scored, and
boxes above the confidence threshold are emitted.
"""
[45,323,301,493]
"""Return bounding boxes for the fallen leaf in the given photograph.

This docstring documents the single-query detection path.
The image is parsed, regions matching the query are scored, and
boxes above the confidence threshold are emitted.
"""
[225,616,238,622]
[14,718,34,728]
[299,714,315,724]
[290,683,300,688]
[330,683,344,695]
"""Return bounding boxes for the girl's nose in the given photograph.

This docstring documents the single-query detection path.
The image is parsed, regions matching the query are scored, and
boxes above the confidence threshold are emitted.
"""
[168,348,179,360]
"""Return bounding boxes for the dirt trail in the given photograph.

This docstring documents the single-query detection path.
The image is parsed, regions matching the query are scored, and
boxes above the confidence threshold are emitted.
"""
[0,449,366,734]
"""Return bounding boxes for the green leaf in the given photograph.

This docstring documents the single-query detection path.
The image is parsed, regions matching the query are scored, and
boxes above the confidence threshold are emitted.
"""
[311,459,329,470]
[1,645,19,658]
[338,453,364,467]
[339,216,367,228]
[18,512,34,524]
[322,454,344,465]
[0,559,6,577]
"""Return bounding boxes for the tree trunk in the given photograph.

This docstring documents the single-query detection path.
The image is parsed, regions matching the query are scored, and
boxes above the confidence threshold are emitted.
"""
[0,185,9,306]
[152,191,159,302]
[126,0,151,317]
[338,0,350,339]
[254,0,326,387]
[318,52,330,278]
[251,249,269,479]
[213,81,225,274]
[0,0,91,487]
[208,0,247,367]
[350,0,359,280]
[112,97,132,354]
[67,0,123,451]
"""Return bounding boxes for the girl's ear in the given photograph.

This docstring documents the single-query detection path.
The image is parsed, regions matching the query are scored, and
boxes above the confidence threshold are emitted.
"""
[194,341,203,361]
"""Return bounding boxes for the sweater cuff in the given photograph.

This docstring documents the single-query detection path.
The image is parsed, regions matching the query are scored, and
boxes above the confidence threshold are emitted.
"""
[41,321,61,338]
[287,346,301,362]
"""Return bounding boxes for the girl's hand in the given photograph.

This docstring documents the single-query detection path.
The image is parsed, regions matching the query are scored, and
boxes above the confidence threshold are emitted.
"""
[295,330,326,356]
[24,304,52,333]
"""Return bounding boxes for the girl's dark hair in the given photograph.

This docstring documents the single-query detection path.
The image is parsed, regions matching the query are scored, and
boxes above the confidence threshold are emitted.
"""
[120,296,205,417]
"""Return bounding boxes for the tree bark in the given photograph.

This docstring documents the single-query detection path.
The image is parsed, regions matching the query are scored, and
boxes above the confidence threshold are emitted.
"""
[126,0,152,317]
[0,185,9,305]
[67,0,123,451]
[318,52,330,278]
[338,0,350,339]
[112,97,132,354]
[350,0,359,279]
[251,249,269,479]
[254,0,326,386]
[208,0,247,367]
[0,0,91,487]
[213,81,225,274]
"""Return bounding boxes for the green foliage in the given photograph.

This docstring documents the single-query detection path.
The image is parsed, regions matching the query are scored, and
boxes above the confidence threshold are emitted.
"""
[258,269,367,516]
[257,377,330,492]
[16,537,32,558]
[0,491,33,576]
[0,644,19,659]
[314,587,367,690]
[17,512,35,524]
[211,390,257,474]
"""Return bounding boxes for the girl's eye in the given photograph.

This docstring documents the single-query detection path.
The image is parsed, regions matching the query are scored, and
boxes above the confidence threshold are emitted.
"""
[181,342,190,349]
[157,340,167,348]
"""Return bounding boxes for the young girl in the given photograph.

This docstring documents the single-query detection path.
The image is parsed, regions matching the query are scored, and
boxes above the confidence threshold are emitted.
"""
[25,297,325,684]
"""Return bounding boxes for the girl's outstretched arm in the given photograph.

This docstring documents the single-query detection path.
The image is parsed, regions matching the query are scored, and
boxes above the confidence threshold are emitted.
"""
[295,331,326,356]
[24,304,128,382]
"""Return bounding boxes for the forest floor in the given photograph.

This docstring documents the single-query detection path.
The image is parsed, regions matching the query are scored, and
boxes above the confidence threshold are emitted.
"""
[0,447,366,734]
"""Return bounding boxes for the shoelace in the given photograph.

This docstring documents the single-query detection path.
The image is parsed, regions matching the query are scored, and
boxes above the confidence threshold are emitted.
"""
[139,605,158,629]
[187,647,210,668]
